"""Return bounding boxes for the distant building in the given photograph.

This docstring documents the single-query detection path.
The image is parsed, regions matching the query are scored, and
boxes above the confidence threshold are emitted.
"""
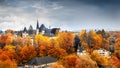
[39,24,46,33]
[28,25,33,35]
[36,20,39,35]
[22,27,28,37]
[35,20,60,37]
[21,20,60,37]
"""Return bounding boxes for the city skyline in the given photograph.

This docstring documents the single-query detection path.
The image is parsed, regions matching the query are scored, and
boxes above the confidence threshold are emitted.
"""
[0,0,120,31]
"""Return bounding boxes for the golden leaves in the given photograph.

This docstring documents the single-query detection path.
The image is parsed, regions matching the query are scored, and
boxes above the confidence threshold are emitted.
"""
[34,34,51,46]
[57,32,74,54]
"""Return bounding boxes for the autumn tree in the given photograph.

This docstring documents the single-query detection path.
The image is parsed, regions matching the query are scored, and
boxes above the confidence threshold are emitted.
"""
[80,30,102,53]
[6,29,14,36]
[96,29,110,50]
[58,54,98,68]
[88,30,102,50]
[16,45,37,63]
[115,33,120,50]
[60,54,81,68]
[12,36,24,46]
[5,37,12,45]
[57,32,74,54]
[50,38,59,47]
[0,49,17,68]
[91,50,109,67]
[34,34,51,46]
[80,30,89,51]
[0,35,8,48]
[109,56,120,67]
[38,45,51,57]
[48,47,68,60]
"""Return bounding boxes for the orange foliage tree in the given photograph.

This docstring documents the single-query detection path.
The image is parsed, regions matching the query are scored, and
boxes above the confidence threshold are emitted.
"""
[0,35,8,48]
[38,45,52,57]
[60,54,81,68]
[115,34,120,48]
[96,29,110,50]
[80,30,102,53]
[12,36,25,46]
[0,49,17,68]
[80,30,89,51]
[6,29,14,36]
[48,46,68,60]
[0,59,17,68]
[109,56,120,67]
[38,44,68,59]
[57,32,74,54]
[17,45,37,63]
[5,37,12,45]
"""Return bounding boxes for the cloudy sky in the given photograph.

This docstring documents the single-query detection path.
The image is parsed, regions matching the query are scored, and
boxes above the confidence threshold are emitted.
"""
[0,0,120,31]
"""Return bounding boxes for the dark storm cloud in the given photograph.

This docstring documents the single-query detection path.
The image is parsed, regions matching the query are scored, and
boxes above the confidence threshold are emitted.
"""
[0,0,120,31]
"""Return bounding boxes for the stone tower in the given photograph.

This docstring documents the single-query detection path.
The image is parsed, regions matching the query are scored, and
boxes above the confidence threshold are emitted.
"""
[36,20,39,34]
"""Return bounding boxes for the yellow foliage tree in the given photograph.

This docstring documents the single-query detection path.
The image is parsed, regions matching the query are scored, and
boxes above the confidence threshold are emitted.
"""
[34,34,51,46]
[91,50,109,67]
[50,38,59,47]
[57,32,74,54]
[80,30,102,53]
[4,45,16,53]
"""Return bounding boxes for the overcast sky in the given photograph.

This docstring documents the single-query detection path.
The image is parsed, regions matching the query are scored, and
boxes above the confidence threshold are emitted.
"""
[0,0,120,31]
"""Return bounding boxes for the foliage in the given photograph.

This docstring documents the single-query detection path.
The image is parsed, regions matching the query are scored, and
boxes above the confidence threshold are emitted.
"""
[12,36,24,46]
[6,29,14,36]
[5,37,12,45]
[4,44,16,53]
[50,62,65,68]
[96,29,110,50]
[79,55,98,68]
[115,34,120,50]
[114,50,120,59]
[0,59,17,68]
[38,45,51,57]
[91,50,109,67]
[58,54,98,68]
[59,54,81,68]
[34,34,51,46]
[48,46,68,60]
[38,45,68,59]
[0,49,17,68]
[57,32,74,54]
[80,30,102,53]
[80,30,88,48]
[109,56,120,67]
[0,35,8,48]
[50,38,59,47]
[18,45,37,63]
[23,36,32,46]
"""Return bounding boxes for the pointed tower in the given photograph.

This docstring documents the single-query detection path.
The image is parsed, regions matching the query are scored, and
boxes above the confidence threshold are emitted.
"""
[23,27,27,33]
[28,25,33,35]
[23,27,28,37]
[36,20,39,29]
[36,20,39,34]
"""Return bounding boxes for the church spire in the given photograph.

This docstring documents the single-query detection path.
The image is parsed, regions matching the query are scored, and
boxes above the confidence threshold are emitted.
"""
[36,20,39,34]
[36,20,39,29]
